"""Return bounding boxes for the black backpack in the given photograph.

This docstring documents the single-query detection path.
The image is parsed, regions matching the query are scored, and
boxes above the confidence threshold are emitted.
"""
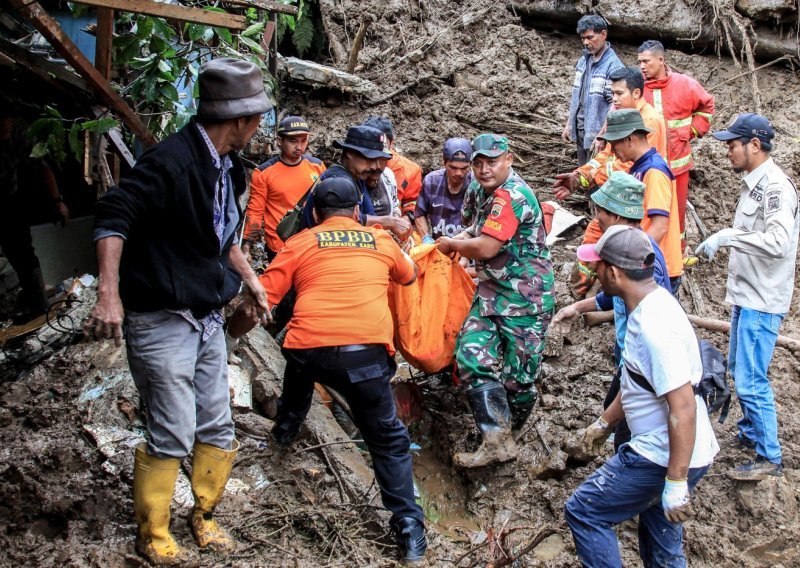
[626,339,731,423]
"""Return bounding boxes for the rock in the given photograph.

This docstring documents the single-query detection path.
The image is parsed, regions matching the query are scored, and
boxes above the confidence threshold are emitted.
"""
[530,448,568,479]
[561,432,598,463]
[735,0,796,21]
[734,474,797,518]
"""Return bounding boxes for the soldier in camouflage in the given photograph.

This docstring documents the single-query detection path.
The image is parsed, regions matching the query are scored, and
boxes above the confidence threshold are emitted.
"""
[438,133,555,468]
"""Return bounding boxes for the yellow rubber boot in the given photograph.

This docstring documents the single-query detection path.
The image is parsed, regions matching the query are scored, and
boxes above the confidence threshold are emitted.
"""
[190,440,239,553]
[133,444,198,566]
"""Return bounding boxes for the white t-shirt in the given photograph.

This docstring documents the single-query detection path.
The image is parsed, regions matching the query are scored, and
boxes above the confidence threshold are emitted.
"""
[621,286,720,468]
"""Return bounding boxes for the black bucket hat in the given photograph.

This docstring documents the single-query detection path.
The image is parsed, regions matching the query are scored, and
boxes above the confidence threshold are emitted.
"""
[333,125,392,159]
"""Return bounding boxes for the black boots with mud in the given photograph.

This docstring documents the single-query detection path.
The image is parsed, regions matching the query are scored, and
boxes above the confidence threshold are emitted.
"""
[453,382,519,468]
[392,517,427,565]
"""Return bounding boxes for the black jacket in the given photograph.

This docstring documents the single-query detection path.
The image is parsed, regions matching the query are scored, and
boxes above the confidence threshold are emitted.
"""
[94,120,246,314]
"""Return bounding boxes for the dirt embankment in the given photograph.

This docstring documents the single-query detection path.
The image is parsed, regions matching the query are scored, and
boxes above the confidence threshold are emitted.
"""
[2,0,800,566]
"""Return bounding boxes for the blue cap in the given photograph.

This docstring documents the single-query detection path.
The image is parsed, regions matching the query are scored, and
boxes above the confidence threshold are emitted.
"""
[443,138,473,162]
[712,113,774,144]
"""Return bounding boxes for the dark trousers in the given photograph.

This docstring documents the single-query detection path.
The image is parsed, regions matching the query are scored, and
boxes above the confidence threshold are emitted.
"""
[0,199,46,315]
[276,344,424,525]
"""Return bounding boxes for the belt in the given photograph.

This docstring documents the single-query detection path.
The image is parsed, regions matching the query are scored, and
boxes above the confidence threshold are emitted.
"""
[335,344,375,353]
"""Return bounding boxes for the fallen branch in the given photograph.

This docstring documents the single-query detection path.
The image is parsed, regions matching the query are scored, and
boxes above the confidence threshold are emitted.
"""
[583,310,800,352]
[346,16,371,73]
[486,527,560,568]
[294,439,364,454]
[708,55,790,91]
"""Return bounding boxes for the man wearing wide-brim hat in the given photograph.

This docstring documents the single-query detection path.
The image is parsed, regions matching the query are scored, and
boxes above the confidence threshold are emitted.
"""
[86,57,273,565]
[301,125,413,239]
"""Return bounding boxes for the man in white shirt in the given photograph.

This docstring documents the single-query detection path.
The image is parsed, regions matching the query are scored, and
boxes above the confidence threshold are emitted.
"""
[697,113,798,480]
[565,225,719,567]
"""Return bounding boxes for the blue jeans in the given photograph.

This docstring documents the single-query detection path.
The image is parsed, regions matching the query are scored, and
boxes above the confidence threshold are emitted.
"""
[729,305,784,463]
[565,445,709,568]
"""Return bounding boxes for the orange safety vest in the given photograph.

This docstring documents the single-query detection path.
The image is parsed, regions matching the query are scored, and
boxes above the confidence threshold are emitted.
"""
[644,68,714,176]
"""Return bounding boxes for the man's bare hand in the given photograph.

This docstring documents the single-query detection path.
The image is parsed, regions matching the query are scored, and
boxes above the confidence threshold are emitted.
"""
[84,288,124,346]
[55,202,70,228]
[388,216,413,240]
[242,274,272,324]
[553,172,580,201]
[437,236,456,256]
[552,304,581,332]
[561,124,572,143]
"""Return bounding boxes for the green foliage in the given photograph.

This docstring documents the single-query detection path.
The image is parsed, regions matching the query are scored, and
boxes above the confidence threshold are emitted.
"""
[292,13,314,57]
[112,3,279,141]
[25,106,118,165]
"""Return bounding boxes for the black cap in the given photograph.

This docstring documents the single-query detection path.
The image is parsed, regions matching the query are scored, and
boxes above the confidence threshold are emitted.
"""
[332,125,392,159]
[277,115,310,135]
[314,177,361,209]
[712,113,774,144]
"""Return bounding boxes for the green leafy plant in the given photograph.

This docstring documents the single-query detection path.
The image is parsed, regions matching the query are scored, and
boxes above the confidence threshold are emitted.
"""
[26,106,118,165]
[112,3,280,140]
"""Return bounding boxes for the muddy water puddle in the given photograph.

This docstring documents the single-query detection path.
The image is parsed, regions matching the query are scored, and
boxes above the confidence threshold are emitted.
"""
[412,447,481,541]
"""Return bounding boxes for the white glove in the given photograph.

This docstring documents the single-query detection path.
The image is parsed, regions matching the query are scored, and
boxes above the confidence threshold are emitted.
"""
[695,228,740,261]
[662,477,695,523]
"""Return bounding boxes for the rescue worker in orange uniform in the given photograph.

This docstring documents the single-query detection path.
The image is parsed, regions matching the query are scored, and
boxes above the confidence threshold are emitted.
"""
[363,115,423,217]
[242,115,326,260]
[230,176,427,564]
[638,40,714,251]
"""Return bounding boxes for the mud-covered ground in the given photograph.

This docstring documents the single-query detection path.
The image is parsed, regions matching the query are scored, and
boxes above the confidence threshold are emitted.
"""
[2,0,800,565]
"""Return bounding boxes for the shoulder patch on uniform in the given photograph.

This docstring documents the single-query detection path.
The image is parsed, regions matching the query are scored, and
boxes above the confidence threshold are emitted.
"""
[257,156,281,171]
[316,230,377,249]
[765,189,782,214]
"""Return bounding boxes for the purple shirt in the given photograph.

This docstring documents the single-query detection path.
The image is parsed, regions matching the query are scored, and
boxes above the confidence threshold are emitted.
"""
[415,169,472,239]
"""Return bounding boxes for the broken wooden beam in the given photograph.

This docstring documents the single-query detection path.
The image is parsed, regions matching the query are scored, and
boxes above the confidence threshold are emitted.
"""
[582,309,800,352]
[9,0,157,147]
[68,0,247,30]
[223,0,299,15]
[94,7,114,80]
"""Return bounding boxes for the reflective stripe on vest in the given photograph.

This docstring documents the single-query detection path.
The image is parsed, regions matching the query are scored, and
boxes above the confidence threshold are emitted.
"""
[667,117,692,128]
[693,111,713,121]
[652,89,663,116]
[670,154,692,169]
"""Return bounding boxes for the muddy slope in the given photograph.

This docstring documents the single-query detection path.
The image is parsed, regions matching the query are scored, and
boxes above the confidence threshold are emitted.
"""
[2,0,800,566]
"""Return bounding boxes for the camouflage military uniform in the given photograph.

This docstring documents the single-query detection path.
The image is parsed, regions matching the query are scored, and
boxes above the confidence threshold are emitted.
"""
[455,168,555,402]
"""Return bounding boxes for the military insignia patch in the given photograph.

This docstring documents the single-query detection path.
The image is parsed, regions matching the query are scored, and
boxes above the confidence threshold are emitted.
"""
[316,230,377,249]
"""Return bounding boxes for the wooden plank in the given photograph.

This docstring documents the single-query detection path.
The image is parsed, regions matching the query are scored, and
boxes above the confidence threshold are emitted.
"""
[223,0,299,15]
[0,36,89,93]
[94,7,114,79]
[69,0,247,30]
[9,0,157,147]
[93,105,136,167]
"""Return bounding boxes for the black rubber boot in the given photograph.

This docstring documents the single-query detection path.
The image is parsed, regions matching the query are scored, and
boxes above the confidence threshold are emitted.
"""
[453,382,518,468]
[271,399,308,447]
[509,400,535,431]
[392,517,427,564]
